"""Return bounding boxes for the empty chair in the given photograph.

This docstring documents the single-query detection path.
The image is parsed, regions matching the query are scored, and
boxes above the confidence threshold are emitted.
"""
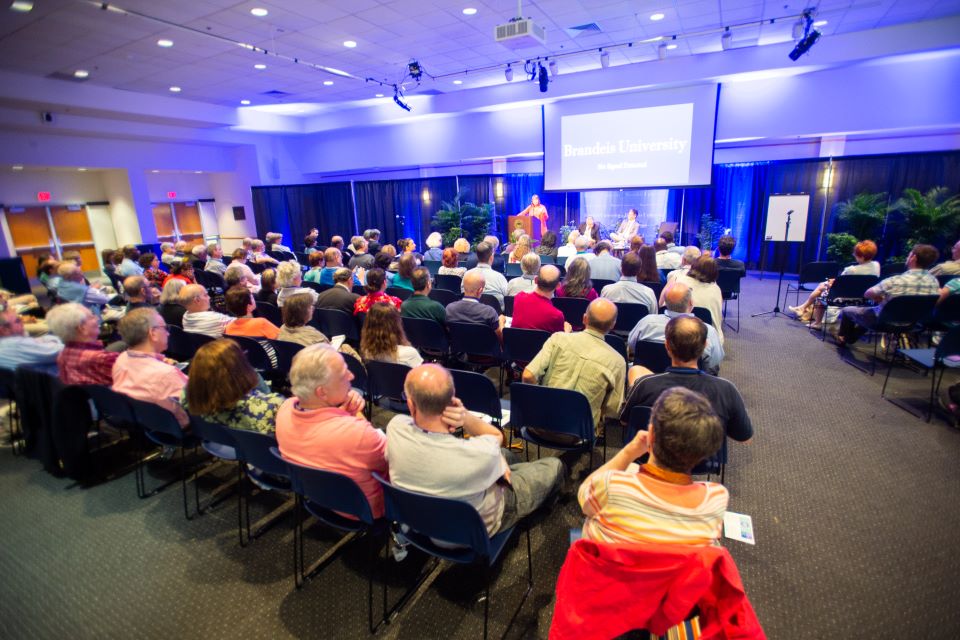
[785,261,839,307]
[502,327,551,366]
[632,340,672,373]
[401,317,449,359]
[927,294,960,331]
[428,288,461,307]
[366,360,412,413]
[435,273,462,292]
[857,294,940,375]
[552,296,590,330]
[509,383,595,459]
[717,269,742,333]
[253,300,282,326]
[447,322,506,393]
[450,369,503,428]
[229,428,292,545]
[189,416,242,531]
[883,325,960,421]
[613,302,649,336]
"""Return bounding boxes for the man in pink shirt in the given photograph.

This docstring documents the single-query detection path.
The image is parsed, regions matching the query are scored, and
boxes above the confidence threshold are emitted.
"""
[511,265,571,333]
[112,307,189,427]
[275,343,388,517]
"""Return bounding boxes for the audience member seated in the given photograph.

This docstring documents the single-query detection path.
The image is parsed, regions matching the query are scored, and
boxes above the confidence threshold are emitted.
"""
[278,293,330,346]
[386,363,564,537]
[637,244,662,284]
[629,235,644,254]
[190,244,208,270]
[508,234,533,264]
[374,251,396,285]
[930,239,960,276]
[629,282,724,375]
[57,263,113,316]
[715,235,746,276]
[180,284,234,338]
[581,386,727,545]
[507,253,541,296]
[564,236,597,271]
[112,308,188,426]
[275,261,318,308]
[159,242,177,266]
[523,299,624,435]
[184,339,283,433]
[600,252,657,313]
[122,276,156,315]
[162,258,195,288]
[400,267,446,324]
[654,238,682,270]
[666,246,702,283]
[223,285,280,339]
[364,228,382,255]
[204,243,228,276]
[0,308,62,374]
[447,271,505,338]
[665,257,724,344]
[536,231,559,259]
[266,232,292,253]
[360,302,423,368]
[48,303,117,385]
[621,316,753,448]
[250,239,279,265]
[174,240,189,260]
[320,247,362,287]
[391,254,417,291]
[556,257,598,301]
[303,251,325,283]
[938,277,960,305]
[118,245,144,277]
[310,267,355,314]
[159,279,187,328]
[511,265,570,334]
[452,237,473,266]
[398,237,421,263]
[590,241,622,281]
[276,343,388,517]
[420,232,443,262]
[557,230,580,260]
[39,259,61,293]
[256,269,279,306]
[661,230,685,255]
[348,236,376,270]
[140,252,165,289]
[226,250,262,293]
[789,240,880,328]
[463,241,508,306]
[837,244,940,346]
[438,247,466,278]
[354,268,401,315]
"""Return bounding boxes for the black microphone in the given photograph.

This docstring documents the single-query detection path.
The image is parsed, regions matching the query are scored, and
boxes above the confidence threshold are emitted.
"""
[786,209,794,215]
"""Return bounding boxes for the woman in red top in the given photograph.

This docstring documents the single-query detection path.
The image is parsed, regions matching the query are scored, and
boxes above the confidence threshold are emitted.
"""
[139,252,165,289]
[162,258,196,288]
[353,268,401,315]
[555,257,598,300]
[517,194,549,237]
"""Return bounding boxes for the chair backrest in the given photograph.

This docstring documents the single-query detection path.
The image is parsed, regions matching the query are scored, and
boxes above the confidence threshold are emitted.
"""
[798,261,839,285]
[366,360,411,405]
[373,473,494,556]
[401,317,449,354]
[624,405,652,442]
[691,306,713,326]
[502,327,550,364]
[827,274,880,301]
[937,274,956,288]
[539,254,556,265]
[352,285,366,296]
[226,335,276,371]
[229,428,288,476]
[552,296,590,329]
[268,339,304,372]
[876,295,939,328]
[504,295,515,316]
[932,293,960,327]
[343,353,368,395]
[423,260,441,276]
[189,415,238,448]
[604,333,628,363]
[633,340,672,373]
[386,286,413,301]
[640,281,663,301]
[126,396,185,440]
[313,308,360,342]
[881,262,906,278]
[302,280,328,294]
[717,269,741,297]
[509,383,594,443]
[435,274,463,292]
[591,278,616,293]
[254,300,282,326]
[479,293,502,315]
[450,369,501,422]
[276,448,376,526]
[267,250,296,262]
[248,261,267,275]
[428,288,461,306]
[505,262,523,277]
[166,325,214,361]
[613,302,649,334]
[81,384,135,427]
[448,322,503,359]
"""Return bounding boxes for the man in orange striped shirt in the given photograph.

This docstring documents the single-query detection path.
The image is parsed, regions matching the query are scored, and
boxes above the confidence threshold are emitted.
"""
[579,386,727,546]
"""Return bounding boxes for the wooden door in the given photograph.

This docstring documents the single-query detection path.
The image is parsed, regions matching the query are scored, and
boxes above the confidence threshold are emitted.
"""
[50,206,98,272]
[174,202,204,247]
[5,206,54,277]
[153,203,176,242]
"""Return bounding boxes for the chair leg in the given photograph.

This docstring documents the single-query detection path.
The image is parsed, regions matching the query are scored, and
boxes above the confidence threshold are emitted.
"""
[236,462,245,547]
[927,366,941,423]
[482,567,491,640]
[881,352,896,397]
[180,447,193,521]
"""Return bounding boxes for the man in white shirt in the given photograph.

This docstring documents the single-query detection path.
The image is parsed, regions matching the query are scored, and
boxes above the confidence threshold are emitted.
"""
[385,364,564,538]
[463,241,508,307]
[654,238,682,270]
[666,246,702,283]
[275,260,318,307]
[600,252,658,314]
[0,309,62,374]
[557,230,580,260]
[179,284,234,338]
[507,253,541,297]
[661,230,685,255]
[564,236,597,271]
[204,243,228,276]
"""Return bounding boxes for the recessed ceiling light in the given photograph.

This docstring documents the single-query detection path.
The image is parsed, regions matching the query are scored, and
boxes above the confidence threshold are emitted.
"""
[240,99,251,105]
[250,8,268,17]
[12,165,24,171]
[343,40,357,48]
[650,12,665,21]
[453,79,463,85]
[462,7,477,15]
[169,86,181,92]
[666,43,678,50]
[323,80,334,86]
[151,169,160,173]
[77,167,87,172]
[194,170,203,174]
[375,93,384,98]
[10,1,33,13]
[813,20,828,27]
[73,69,89,79]
[254,63,267,70]
[157,39,174,48]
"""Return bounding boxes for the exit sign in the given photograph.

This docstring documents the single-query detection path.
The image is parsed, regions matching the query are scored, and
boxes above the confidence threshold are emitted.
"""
[167,191,177,199]
[37,192,51,202]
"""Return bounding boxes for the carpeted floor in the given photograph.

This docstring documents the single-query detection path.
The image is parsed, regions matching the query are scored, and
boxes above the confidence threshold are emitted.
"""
[1,274,959,639]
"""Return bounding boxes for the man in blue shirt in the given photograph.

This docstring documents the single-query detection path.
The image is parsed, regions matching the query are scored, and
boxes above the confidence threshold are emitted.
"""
[446,270,504,339]
[0,309,63,374]
[118,245,144,277]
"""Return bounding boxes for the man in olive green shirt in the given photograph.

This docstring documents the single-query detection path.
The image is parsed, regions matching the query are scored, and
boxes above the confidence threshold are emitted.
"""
[522,298,625,436]
[401,267,446,325]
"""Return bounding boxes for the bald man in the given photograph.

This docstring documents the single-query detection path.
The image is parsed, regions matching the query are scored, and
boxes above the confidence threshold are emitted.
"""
[629,281,724,375]
[446,270,505,338]
[523,298,625,435]
[319,247,361,287]
[180,283,234,338]
[511,265,570,333]
[385,364,564,537]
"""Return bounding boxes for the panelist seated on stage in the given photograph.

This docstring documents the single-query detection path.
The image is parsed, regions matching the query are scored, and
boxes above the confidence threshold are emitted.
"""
[578,216,603,244]
[609,209,640,246]
[516,194,549,237]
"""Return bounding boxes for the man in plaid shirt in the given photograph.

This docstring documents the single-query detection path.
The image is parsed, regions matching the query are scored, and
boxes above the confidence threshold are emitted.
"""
[837,244,940,346]
[47,303,118,386]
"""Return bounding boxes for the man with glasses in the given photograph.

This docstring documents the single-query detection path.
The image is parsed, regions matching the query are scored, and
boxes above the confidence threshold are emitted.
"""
[180,284,234,338]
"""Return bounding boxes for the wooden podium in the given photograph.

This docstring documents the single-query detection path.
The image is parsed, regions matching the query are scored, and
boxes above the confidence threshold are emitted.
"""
[508,215,537,241]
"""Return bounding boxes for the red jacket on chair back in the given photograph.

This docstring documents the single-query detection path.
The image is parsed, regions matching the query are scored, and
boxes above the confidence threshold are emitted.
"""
[549,539,765,640]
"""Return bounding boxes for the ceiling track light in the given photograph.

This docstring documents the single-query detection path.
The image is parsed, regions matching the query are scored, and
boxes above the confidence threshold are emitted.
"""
[393,86,411,111]
[600,49,610,68]
[548,59,558,77]
[657,43,667,60]
[537,62,548,92]
[504,64,513,82]
[721,27,733,50]
[789,10,821,60]
[792,19,805,40]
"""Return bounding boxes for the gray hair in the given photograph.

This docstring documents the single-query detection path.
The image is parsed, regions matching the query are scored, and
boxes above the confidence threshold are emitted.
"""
[520,252,541,276]
[483,234,500,251]
[276,261,301,288]
[46,302,92,342]
[574,236,590,251]
[206,242,219,255]
[58,262,82,280]
[682,246,701,265]
[426,232,442,249]
[118,307,159,346]
[665,284,694,313]
[191,245,207,258]
[251,239,266,251]
[123,275,146,298]
[160,278,186,304]
[333,267,353,284]
[289,343,341,401]
[174,241,188,252]
[160,242,174,253]
[363,229,380,241]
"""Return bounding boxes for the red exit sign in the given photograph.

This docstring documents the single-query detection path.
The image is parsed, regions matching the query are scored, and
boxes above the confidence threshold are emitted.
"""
[37,191,51,202]
[167,191,177,199]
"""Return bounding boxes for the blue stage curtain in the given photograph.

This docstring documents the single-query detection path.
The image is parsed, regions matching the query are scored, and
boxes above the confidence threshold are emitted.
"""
[252,184,355,250]
[251,186,290,244]
[354,178,457,248]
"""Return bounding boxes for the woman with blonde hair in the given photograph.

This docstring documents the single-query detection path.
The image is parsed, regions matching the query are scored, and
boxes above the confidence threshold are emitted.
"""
[423,232,444,261]
[360,302,423,368]
[509,234,533,264]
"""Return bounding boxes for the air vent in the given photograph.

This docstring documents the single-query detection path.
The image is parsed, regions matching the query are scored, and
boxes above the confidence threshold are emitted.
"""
[565,22,602,37]
[261,89,292,97]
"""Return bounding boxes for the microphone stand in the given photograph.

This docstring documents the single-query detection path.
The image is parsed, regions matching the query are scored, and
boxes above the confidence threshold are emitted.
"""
[752,210,792,318]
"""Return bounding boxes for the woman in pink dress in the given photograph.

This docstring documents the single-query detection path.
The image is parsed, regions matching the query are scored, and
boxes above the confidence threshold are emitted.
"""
[517,194,549,237]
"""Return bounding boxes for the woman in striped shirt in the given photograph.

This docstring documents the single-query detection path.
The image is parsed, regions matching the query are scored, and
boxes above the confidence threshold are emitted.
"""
[579,386,727,546]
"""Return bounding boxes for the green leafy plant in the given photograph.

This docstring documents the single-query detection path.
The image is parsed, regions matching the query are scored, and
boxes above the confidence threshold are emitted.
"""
[697,212,726,251]
[826,232,857,263]
[835,191,888,241]
[559,225,575,245]
[431,191,494,248]
[890,187,960,251]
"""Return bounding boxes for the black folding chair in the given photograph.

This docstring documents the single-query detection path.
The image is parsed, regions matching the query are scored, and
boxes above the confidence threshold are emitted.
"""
[591,278,616,293]
[479,293,502,315]
[882,325,960,421]
[313,308,360,343]
[858,295,940,375]
[401,317,449,360]
[505,263,523,278]
[632,340,672,373]
[819,274,880,341]
[880,262,906,278]
[166,325,214,361]
[254,300,282,326]
[502,327,550,366]
[926,294,960,332]
[613,302,649,337]
[509,383,598,461]
[717,269,742,333]
[640,281,663,301]
[435,274,463,292]
[784,261,838,308]
[692,306,713,327]
[937,274,957,288]
[428,288,461,306]
[366,360,412,414]
[604,333,628,365]
[423,260,441,276]
[450,369,503,428]
[448,322,507,394]
[385,286,412,301]
[503,295,515,316]
[553,296,590,330]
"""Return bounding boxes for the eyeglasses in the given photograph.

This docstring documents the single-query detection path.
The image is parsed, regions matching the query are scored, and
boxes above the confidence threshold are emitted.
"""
[150,324,169,332]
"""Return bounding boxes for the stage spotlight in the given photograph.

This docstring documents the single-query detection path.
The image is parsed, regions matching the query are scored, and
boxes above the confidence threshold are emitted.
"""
[537,62,548,92]
[657,42,667,60]
[505,65,513,82]
[548,59,557,77]
[721,28,732,50]
[393,86,411,111]
[600,49,609,68]
[789,29,821,60]
[407,60,422,81]
[792,19,804,40]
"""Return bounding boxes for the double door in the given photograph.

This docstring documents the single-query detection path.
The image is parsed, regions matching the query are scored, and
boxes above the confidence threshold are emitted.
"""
[4,205,98,277]
[152,201,205,249]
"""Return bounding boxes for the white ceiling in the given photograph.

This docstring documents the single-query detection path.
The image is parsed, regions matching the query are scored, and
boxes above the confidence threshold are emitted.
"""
[1,0,958,108]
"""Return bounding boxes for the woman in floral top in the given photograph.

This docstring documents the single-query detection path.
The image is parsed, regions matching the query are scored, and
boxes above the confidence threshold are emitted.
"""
[353,268,401,315]
[138,252,165,290]
[183,339,284,433]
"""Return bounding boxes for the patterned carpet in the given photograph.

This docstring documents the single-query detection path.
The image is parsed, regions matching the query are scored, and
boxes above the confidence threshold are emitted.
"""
[1,274,959,639]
